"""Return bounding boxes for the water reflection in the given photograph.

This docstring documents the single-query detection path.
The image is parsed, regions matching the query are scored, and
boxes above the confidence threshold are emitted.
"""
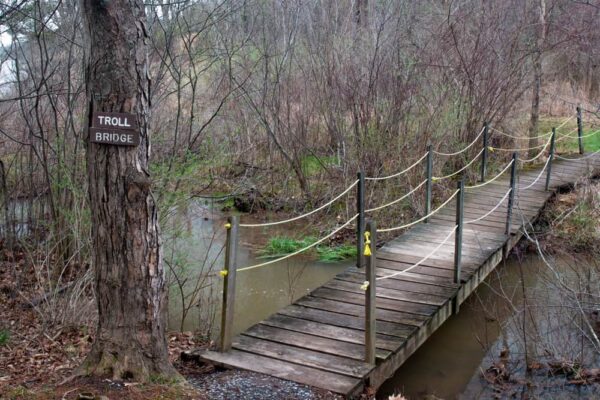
[378,254,600,399]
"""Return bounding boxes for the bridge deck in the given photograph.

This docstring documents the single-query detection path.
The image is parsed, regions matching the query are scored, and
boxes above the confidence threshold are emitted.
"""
[194,154,600,398]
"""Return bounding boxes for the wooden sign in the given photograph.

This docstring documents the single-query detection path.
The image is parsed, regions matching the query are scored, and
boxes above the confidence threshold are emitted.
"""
[90,112,139,146]
[92,112,138,130]
[90,127,139,146]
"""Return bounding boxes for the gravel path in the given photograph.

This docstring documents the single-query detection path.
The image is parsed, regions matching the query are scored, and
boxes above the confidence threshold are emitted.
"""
[189,369,344,400]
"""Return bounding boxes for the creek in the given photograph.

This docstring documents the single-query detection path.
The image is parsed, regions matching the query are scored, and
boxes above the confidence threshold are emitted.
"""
[117,198,600,398]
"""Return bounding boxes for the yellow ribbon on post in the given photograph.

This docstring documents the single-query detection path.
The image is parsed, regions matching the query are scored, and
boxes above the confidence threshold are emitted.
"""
[225,222,232,229]
[219,270,228,277]
[364,231,372,256]
[488,146,494,152]
[360,281,370,291]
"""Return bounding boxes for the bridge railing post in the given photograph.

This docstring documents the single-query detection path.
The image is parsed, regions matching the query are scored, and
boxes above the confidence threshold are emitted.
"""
[545,128,556,191]
[357,171,365,268]
[425,145,433,222]
[577,106,584,155]
[481,122,489,182]
[364,220,377,365]
[453,179,464,313]
[220,215,239,352]
[505,153,517,235]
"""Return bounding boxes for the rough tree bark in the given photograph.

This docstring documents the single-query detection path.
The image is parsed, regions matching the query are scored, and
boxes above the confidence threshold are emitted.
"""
[528,0,547,158]
[78,0,180,381]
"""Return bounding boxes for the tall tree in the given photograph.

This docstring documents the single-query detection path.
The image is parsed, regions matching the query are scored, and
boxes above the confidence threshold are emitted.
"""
[78,0,180,381]
[528,0,548,156]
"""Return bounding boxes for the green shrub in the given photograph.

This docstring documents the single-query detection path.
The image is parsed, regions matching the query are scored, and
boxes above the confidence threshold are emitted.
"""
[259,236,356,262]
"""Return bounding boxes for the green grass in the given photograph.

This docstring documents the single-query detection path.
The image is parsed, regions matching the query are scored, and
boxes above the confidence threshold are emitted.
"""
[0,329,10,346]
[538,116,600,153]
[316,244,357,262]
[259,236,356,262]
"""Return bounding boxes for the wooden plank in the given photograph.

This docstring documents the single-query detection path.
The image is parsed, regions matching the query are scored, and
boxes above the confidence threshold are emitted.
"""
[244,323,392,360]
[347,265,461,288]
[403,230,505,252]
[326,279,448,306]
[262,313,403,351]
[278,304,416,337]
[201,349,362,396]
[310,286,438,316]
[378,249,478,269]
[339,270,456,297]
[297,296,428,327]
[233,335,373,378]
[374,258,462,279]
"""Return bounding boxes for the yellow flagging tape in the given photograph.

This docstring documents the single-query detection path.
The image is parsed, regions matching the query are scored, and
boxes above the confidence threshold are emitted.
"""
[364,231,372,256]
[488,146,494,152]
[361,281,370,291]
[219,270,228,277]
[225,223,231,229]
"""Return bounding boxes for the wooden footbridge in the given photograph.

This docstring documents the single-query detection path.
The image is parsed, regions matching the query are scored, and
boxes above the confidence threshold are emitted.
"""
[192,112,600,398]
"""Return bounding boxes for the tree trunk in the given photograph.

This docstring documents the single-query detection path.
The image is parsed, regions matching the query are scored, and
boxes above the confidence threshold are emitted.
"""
[528,0,546,158]
[79,0,180,382]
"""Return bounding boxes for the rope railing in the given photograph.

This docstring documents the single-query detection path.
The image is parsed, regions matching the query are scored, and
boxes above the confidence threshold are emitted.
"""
[365,152,428,181]
[490,140,550,152]
[432,126,485,157]
[554,127,579,143]
[464,188,512,224]
[556,115,576,129]
[365,179,427,213]
[490,126,552,140]
[557,128,600,141]
[519,135,552,163]
[555,148,600,161]
[236,213,359,273]
[519,157,551,191]
[433,148,484,181]
[465,159,514,189]
[378,189,459,233]
[216,103,595,355]
[374,226,457,281]
[238,179,359,228]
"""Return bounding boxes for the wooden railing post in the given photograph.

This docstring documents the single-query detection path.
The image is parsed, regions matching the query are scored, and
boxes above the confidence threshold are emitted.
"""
[505,153,517,235]
[577,106,584,155]
[545,128,556,191]
[425,145,433,222]
[364,220,377,365]
[454,179,464,285]
[480,122,489,182]
[357,171,365,268]
[453,179,464,313]
[220,215,239,352]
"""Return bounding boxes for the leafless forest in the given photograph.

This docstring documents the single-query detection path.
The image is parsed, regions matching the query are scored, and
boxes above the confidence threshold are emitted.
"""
[1,0,600,397]
[2,0,599,273]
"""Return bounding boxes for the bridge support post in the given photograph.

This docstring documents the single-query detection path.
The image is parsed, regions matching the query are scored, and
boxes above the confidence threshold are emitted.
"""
[480,122,489,182]
[220,215,239,352]
[577,106,584,154]
[545,128,556,191]
[425,145,433,222]
[364,220,377,365]
[505,153,517,235]
[453,179,464,313]
[357,171,365,268]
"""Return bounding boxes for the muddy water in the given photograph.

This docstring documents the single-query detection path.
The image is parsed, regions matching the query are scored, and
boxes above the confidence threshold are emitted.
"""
[378,253,600,399]
[165,200,350,335]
